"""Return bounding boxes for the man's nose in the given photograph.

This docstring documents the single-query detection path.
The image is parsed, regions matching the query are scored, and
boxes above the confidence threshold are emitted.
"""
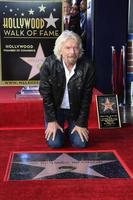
[70,48,75,54]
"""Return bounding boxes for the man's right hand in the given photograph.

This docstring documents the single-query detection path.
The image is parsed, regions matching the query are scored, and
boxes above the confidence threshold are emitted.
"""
[45,121,64,141]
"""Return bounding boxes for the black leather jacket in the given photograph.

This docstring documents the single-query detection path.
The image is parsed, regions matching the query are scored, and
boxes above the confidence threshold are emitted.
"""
[39,54,95,127]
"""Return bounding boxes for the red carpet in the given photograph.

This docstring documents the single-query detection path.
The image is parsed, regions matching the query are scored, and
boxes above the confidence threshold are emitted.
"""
[0,86,100,130]
[0,87,133,200]
[0,126,133,200]
[0,87,44,130]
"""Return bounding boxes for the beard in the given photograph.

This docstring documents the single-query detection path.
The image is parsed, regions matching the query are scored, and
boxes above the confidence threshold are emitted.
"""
[67,56,77,65]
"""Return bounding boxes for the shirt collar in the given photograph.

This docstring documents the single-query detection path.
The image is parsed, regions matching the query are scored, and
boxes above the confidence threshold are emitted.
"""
[63,60,76,74]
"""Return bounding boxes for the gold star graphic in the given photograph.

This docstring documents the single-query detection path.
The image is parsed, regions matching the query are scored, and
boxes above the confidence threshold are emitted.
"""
[101,98,115,112]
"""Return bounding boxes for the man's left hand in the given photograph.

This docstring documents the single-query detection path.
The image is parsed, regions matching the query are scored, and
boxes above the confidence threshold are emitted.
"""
[71,125,89,142]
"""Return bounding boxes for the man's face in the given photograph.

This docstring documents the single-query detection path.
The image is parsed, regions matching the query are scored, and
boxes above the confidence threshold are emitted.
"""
[61,39,80,66]
[80,0,87,12]
[71,4,79,16]
[64,2,71,16]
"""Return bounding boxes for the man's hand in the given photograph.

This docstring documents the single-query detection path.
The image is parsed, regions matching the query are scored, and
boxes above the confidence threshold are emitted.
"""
[71,125,89,142]
[45,121,63,141]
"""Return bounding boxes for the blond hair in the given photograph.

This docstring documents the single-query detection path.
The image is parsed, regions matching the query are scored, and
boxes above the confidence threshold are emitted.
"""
[54,30,83,60]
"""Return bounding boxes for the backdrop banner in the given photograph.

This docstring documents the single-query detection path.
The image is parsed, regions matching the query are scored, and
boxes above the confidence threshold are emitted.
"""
[0,0,62,85]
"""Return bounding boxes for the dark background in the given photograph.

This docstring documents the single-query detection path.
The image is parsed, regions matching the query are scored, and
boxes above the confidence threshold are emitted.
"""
[94,0,128,93]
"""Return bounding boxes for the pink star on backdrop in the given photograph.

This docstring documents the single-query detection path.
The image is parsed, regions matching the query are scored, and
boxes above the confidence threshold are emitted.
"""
[20,43,46,79]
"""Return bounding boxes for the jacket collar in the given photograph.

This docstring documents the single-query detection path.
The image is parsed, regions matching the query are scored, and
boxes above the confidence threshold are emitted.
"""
[55,55,83,78]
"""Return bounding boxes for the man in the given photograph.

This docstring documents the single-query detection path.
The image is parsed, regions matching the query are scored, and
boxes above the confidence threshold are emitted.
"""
[70,3,80,17]
[80,0,87,53]
[63,0,81,35]
[39,30,95,148]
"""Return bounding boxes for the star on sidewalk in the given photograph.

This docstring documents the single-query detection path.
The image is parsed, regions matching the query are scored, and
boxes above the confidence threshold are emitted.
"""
[101,98,115,112]
[44,13,59,28]
[20,43,45,79]
[14,153,115,179]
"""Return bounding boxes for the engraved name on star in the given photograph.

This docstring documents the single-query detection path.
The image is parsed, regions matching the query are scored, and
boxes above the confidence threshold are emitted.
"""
[44,12,59,28]
[20,43,45,79]
[14,153,115,179]
[101,98,115,112]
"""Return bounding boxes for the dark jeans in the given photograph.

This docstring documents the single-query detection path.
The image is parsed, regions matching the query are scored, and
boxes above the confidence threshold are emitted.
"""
[45,109,88,148]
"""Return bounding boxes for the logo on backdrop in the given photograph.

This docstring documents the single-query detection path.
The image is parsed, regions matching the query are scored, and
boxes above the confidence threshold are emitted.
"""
[0,0,62,85]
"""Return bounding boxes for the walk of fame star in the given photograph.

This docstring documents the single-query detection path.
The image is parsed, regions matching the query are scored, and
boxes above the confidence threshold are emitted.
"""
[101,98,115,111]
[8,152,130,180]
[13,153,115,179]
